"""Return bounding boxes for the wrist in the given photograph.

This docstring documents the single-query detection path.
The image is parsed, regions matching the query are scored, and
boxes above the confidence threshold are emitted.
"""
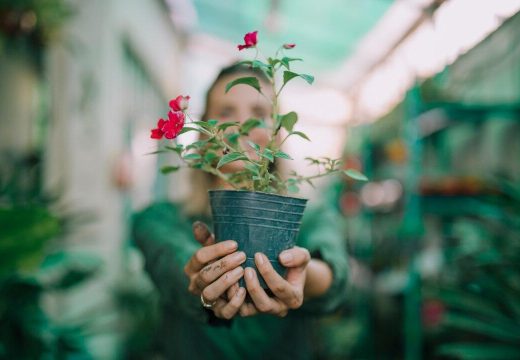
[303,259,333,299]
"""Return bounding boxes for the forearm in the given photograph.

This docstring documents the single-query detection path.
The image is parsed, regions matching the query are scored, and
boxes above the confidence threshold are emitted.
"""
[304,259,333,299]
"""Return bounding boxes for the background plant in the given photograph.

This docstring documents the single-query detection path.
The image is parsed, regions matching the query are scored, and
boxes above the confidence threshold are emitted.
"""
[424,178,520,360]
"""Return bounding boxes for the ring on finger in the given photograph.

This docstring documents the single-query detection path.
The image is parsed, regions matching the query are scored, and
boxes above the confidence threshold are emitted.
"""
[200,293,217,309]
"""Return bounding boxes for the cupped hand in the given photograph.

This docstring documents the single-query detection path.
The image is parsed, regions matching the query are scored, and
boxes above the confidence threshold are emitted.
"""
[239,246,311,317]
[184,221,247,319]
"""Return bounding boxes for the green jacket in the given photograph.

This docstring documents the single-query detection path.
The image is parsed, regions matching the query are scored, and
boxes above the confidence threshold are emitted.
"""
[132,200,348,359]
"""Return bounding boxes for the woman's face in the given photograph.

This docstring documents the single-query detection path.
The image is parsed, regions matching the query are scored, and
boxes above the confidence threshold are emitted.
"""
[205,73,272,172]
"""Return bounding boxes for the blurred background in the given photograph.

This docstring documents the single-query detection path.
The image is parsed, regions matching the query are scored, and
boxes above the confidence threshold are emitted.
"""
[1,0,520,359]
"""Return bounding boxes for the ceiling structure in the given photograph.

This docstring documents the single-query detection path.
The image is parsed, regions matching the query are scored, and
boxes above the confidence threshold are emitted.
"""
[190,0,392,72]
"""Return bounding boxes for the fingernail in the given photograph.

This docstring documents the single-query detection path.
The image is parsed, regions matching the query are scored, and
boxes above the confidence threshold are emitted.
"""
[280,251,293,263]
[227,241,238,250]
[233,251,246,262]
[255,252,264,265]
[246,268,254,280]
[237,287,245,297]
[232,266,243,276]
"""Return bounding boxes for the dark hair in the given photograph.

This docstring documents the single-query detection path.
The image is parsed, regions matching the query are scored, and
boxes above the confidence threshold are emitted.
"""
[202,62,269,121]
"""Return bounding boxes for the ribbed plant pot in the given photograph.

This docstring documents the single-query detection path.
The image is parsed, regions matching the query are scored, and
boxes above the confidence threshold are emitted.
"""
[209,190,307,288]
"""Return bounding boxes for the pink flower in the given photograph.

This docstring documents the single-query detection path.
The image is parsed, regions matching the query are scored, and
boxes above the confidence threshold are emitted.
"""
[150,118,166,139]
[237,31,258,51]
[162,111,185,139]
[422,300,445,328]
[283,43,296,49]
[169,95,190,112]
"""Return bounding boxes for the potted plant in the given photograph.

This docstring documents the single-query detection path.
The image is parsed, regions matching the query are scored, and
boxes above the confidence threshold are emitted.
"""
[149,31,367,287]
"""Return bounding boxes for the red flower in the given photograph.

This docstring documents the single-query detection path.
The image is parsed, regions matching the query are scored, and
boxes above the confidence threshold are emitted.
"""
[150,118,166,139]
[162,111,185,139]
[238,31,258,51]
[169,95,190,112]
[283,43,296,49]
[422,300,445,328]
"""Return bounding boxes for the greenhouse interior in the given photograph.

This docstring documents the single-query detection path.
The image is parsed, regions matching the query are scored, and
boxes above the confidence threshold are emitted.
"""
[1,0,520,359]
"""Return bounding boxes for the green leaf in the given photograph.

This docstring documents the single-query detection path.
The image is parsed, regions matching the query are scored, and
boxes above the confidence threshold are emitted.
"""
[244,162,260,175]
[274,151,293,160]
[217,121,240,131]
[39,251,102,290]
[207,119,219,127]
[251,60,273,77]
[204,152,218,162]
[287,184,299,193]
[283,71,314,86]
[251,60,269,70]
[442,313,520,342]
[183,153,202,160]
[225,76,262,94]
[344,169,368,181]
[305,157,320,165]
[186,140,208,151]
[191,121,216,129]
[225,132,240,146]
[281,57,303,70]
[165,144,184,154]
[240,118,263,135]
[288,131,311,141]
[278,112,298,132]
[267,57,280,66]
[216,152,248,168]
[145,150,167,155]
[161,166,180,174]
[247,141,260,151]
[437,343,520,360]
[262,149,274,162]
[178,126,199,135]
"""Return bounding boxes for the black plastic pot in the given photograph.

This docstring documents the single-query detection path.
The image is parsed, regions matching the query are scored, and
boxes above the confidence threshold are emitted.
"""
[209,190,307,288]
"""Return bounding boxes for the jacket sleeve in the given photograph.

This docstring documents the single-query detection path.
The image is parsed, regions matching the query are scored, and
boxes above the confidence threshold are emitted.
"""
[296,202,349,315]
[131,202,208,322]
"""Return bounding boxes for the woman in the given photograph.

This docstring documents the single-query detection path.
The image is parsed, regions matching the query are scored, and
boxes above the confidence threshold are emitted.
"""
[132,63,349,359]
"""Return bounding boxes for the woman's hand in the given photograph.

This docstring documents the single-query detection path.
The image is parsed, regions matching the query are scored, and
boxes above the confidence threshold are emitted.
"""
[184,221,247,319]
[239,246,311,318]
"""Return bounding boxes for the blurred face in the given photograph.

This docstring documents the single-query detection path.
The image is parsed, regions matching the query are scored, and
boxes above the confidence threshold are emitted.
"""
[205,73,272,173]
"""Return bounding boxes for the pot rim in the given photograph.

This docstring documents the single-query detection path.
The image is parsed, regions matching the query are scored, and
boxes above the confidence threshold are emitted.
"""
[208,189,308,201]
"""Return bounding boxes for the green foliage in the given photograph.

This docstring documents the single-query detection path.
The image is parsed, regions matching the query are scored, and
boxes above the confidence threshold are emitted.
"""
[154,36,367,193]
[437,343,520,360]
[0,206,60,276]
[277,112,298,133]
[225,76,262,94]
[0,152,99,359]
[283,71,314,86]
[217,152,248,168]
[428,179,520,359]
[0,0,72,64]
[344,169,369,181]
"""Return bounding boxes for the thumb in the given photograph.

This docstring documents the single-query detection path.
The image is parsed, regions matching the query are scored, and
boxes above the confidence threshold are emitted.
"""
[192,221,215,246]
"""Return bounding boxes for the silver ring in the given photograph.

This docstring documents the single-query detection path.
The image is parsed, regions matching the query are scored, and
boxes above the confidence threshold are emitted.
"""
[200,293,216,309]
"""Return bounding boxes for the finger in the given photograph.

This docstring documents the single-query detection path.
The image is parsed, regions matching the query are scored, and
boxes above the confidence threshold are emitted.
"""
[202,266,244,303]
[244,267,280,314]
[214,287,247,320]
[239,301,258,317]
[185,240,237,274]
[192,221,215,246]
[279,246,311,268]
[254,253,300,307]
[227,283,240,301]
[198,251,246,289]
